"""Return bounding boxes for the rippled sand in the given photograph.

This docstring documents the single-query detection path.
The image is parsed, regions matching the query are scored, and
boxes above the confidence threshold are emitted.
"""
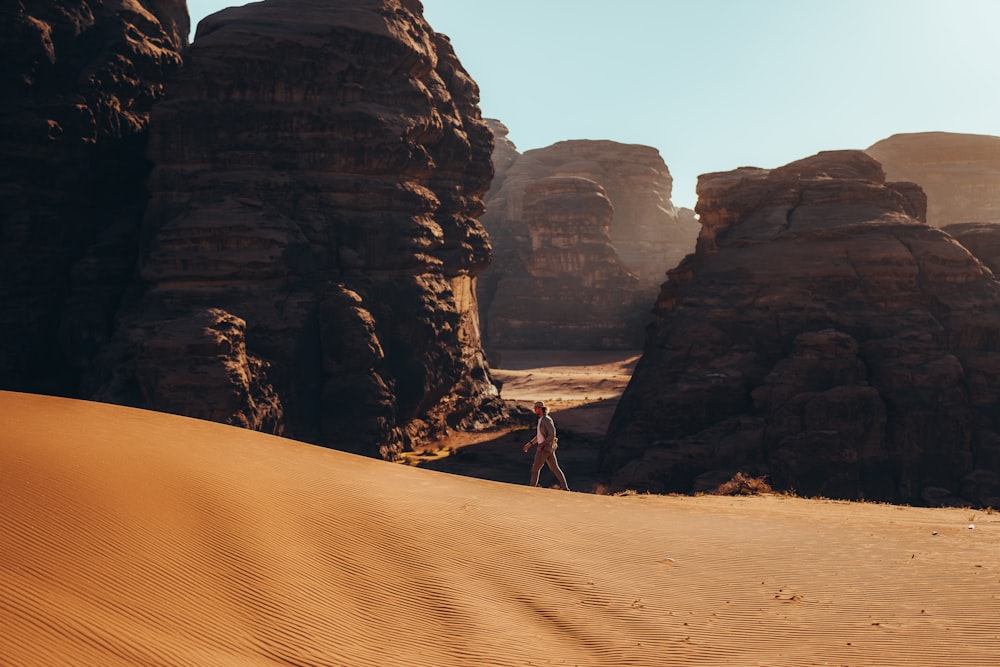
[2,390,998,666]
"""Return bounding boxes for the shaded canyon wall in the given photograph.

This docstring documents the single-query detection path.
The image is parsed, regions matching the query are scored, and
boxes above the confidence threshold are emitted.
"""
[604,151,1000,508]
[478,127,699,350]
[1,0,506,458]
[0,0,187,395]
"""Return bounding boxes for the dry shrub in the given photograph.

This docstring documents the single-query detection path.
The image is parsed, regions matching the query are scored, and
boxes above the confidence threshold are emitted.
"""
[713,472,773,496]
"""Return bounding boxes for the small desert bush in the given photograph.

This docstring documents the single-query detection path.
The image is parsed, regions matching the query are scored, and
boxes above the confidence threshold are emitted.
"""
[613,489,652,497]
[592,484,654,498]
[712,472,774,496]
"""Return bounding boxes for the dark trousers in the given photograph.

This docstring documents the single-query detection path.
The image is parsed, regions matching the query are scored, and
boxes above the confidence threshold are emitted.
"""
[529,445,569,490]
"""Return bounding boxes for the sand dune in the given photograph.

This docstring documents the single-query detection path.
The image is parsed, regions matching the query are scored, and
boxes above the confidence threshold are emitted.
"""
[2,389,999,666]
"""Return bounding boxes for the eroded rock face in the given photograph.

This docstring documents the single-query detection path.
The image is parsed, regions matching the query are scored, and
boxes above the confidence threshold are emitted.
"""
[866,132,1000,227]
[603,150,1000,507]
[479,137,699,349]
[123,307,282,432]
[0,0,187,395]
[943,222,1000,275]
[486,119,519,188]
[91,0,505,456]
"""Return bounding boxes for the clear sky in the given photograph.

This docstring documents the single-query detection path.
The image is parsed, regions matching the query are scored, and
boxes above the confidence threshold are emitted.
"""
[186,0,1000,209]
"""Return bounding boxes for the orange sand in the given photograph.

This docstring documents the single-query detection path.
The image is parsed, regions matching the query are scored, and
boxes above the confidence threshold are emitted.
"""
[2,389,1000,666]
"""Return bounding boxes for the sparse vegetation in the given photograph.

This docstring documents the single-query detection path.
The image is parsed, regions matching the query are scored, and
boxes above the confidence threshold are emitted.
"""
[613,489,652,498]
[712,472,774,496]
[590,485,657,498]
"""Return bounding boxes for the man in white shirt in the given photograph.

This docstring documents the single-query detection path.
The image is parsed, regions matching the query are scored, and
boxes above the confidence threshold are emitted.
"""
[523,401,570,491]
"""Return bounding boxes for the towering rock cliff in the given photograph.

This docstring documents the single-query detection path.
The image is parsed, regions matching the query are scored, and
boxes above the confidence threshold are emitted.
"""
[943,222,1000,275]
[86,0,507,457]
[479,137,699,350]
[0,0,187,395]
[603,151,1000,507]
[0,0,506,457]
[486,119,519,188]
[866,132,1000,227]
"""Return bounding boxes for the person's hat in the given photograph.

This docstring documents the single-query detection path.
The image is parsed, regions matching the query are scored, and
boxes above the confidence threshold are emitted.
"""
[533,401,546,409]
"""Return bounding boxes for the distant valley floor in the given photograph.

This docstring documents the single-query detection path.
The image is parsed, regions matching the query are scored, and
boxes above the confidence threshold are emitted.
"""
[405,349,640,491]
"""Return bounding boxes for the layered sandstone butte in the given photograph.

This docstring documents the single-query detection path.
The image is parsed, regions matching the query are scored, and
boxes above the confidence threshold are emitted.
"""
[866,132,1000,227]
[0,0,187,395]
[86,0,506,457]
[603,151,1000,507]
[486,119,519,188]
[479,136,699,349]
[943,222,1000,275]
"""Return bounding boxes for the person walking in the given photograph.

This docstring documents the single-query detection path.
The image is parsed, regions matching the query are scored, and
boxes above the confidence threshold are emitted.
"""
[523,401,570,491]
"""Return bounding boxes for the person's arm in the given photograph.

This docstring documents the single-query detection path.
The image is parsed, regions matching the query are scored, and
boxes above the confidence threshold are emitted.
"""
[523,426,538,452]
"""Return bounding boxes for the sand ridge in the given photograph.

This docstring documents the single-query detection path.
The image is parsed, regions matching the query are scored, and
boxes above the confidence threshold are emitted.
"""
[2,389,1000,666]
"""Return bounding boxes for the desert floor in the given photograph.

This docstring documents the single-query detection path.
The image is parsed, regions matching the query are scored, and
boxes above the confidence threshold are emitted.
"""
[404,349,641,492]
[3,351,1000,666]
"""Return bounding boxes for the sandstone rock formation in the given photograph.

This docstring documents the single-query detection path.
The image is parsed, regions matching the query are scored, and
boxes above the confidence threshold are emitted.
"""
[486,119,519,188]
[943,222,1000,275]
[0,0,506,458]
[88,0,504,457]
[0,0,187,395]
[85,0,506,458]
[603,150,1000,507]
[479,137,699,350]
[866,132,1000,227]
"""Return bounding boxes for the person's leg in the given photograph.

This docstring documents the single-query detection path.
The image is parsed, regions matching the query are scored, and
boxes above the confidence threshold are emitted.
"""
[529,447,546,486]
[544,451,570,491]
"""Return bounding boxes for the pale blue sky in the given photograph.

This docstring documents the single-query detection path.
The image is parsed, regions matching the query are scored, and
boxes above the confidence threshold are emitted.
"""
[187,1,1000,209]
